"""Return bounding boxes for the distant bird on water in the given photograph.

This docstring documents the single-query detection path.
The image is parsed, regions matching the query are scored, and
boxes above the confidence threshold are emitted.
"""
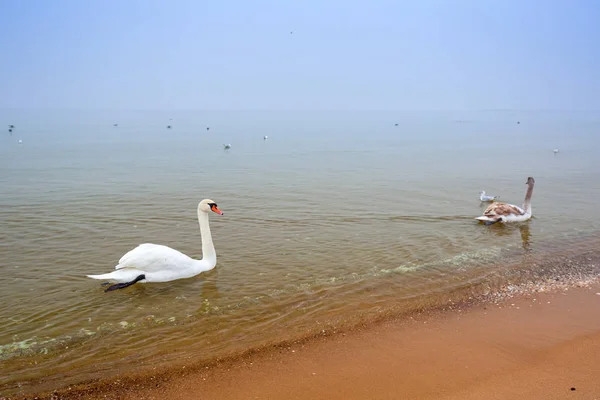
[223,144,231,149]
[394,123,399,126]
[553,148,559,154]
[18,139,22,144]
[9,125,14,129]
[263,135,268,140]
[479,191,499,202]
[113,124,118,127]
[167,125,172,129]
[8,128,12,134]
[206,127,210,131]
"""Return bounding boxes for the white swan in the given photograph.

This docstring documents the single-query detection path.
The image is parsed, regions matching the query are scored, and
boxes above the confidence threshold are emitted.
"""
[479,190,498,202]
[87,199,223,291]
[475,177,535,225]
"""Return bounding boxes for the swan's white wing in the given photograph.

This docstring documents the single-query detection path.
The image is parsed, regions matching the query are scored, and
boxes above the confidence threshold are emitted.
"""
[116,243,195,273]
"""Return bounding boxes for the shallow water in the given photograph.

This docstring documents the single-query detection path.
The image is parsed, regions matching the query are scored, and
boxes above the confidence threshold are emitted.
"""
[1,109,600,394]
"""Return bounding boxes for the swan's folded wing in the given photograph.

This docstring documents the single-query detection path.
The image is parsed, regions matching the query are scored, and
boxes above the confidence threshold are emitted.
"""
[483,202,524,217]
[116,243,194,272]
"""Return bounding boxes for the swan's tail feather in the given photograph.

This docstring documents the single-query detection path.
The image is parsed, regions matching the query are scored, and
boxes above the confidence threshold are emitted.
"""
[87,268,145,283]
[475,216,501,225]
[87,273,116,280]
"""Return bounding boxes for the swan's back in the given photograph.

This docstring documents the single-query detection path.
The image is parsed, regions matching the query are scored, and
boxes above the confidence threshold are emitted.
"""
[116,243,195,272]
[483,202,524,217]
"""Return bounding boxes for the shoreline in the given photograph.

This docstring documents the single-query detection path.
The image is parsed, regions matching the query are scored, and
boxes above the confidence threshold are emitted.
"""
[3,238,600,395]
[9,251,600,400]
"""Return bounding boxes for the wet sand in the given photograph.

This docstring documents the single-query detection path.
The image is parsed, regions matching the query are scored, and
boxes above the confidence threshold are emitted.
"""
[18,277,600,400]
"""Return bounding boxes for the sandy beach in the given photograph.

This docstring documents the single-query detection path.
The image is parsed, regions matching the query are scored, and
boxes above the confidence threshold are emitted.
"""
[16,274,600,400]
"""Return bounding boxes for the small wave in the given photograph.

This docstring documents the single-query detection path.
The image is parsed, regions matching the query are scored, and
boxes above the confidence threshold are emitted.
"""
[388,215,475,222]
[0,329,95,361]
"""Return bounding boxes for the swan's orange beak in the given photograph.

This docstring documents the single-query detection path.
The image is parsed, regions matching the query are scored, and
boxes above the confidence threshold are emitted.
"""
[211,204,223,215]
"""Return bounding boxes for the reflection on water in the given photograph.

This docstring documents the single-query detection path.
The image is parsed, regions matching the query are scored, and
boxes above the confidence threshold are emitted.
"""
[1,109,600,395]
[519,223,532,252]
[483,221,533,252]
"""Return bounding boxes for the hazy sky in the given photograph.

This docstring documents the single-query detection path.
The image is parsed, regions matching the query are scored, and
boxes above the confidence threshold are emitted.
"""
[1,0,599,110]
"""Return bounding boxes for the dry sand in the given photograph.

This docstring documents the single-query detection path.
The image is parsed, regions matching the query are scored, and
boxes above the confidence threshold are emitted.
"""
[18,280,600,400]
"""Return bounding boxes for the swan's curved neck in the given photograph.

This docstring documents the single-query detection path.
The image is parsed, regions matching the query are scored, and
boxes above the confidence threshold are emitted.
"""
[523,181,534,213]
[198,210,216,266]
